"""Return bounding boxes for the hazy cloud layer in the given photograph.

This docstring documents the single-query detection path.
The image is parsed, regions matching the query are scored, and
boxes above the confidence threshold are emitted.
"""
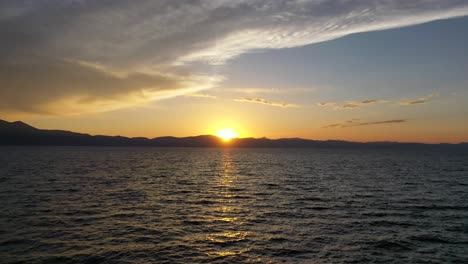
[235,98,300,108]
[0,60,216,114]
[1,1,466,114]
[323,119,406,128]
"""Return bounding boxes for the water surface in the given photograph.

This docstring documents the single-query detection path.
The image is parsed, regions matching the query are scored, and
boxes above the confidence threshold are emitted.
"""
[1,147,467,263]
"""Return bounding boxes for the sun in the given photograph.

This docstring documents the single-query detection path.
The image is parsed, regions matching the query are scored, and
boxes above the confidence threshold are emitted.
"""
[216,128,239,141]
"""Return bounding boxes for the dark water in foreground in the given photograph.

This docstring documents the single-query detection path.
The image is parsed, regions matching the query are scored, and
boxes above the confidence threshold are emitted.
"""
[1,147,467,263]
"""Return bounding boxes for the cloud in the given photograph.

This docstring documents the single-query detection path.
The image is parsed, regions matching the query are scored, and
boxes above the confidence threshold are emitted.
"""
[357,119,406,126]
[232,87,315,94]
[319,99,386,109]
[323,119,406,128]
[318,102,337,107]
[322,123,344,128]
[0,60,217,114]
[0,1,466,114]
[175,1,468,64]
[234,98,300,108]
[186,93,217,99]
[399,93,438,106]
[340,99,387,109]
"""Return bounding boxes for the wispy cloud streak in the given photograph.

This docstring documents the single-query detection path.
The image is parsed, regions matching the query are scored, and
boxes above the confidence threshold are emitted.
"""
[318,102,337,107]
[186,93,217,99]
[323,119,406,128]
[339,100,387,109]
[319,99,387,109]
[399,93,438,106]
[235,98,300,108]
[233,87,315,94]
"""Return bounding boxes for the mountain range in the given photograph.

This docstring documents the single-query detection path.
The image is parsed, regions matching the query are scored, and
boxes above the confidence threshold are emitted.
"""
[0,119,466,148]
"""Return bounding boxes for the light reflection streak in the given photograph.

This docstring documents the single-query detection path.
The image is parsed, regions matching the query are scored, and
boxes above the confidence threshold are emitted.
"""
[206,150,250,258]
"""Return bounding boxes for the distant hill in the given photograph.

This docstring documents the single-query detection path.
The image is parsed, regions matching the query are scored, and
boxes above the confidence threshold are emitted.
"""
[1,119,467,148]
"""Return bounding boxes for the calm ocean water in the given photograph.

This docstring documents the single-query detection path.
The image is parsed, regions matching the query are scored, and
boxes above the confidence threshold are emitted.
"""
[1,147,467,263]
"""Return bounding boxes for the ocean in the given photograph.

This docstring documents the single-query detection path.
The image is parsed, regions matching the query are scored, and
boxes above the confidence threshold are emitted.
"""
[1,147,467,263]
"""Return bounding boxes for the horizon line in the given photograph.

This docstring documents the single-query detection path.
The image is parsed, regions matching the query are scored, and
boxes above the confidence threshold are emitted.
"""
[1,119,466,145]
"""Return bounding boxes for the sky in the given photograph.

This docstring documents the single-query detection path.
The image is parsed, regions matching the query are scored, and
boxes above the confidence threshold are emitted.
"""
[1,0,468,143]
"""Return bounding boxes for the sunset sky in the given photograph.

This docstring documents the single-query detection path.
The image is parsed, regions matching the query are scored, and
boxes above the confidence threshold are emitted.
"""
[1,1,468,143]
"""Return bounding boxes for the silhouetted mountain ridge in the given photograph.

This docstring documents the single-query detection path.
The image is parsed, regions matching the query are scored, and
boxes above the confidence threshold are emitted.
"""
[0,119,466,148]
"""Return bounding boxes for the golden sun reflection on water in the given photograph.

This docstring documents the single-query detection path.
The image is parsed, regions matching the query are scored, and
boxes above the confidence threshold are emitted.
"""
[206,150,251,258]
[207,232,249,244]
[218,153,235,187]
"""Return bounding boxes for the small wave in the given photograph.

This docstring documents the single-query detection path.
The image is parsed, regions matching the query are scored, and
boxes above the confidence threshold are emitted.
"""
[110,212,144,218]
[268,236,290,243]
[295,196,327,202]
[369,220,416,227]
[182,219,206,226]
[410,205,468,211]
[442,168,467,172]
[445,225,468,234]
[271,248,309,257]
[409,234,454,244]
[0,238,37,247]
[371,240,412,251]
[191,199,217,205]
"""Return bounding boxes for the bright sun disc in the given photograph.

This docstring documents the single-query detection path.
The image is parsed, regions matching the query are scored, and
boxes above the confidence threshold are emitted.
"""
[216,128,239,141]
